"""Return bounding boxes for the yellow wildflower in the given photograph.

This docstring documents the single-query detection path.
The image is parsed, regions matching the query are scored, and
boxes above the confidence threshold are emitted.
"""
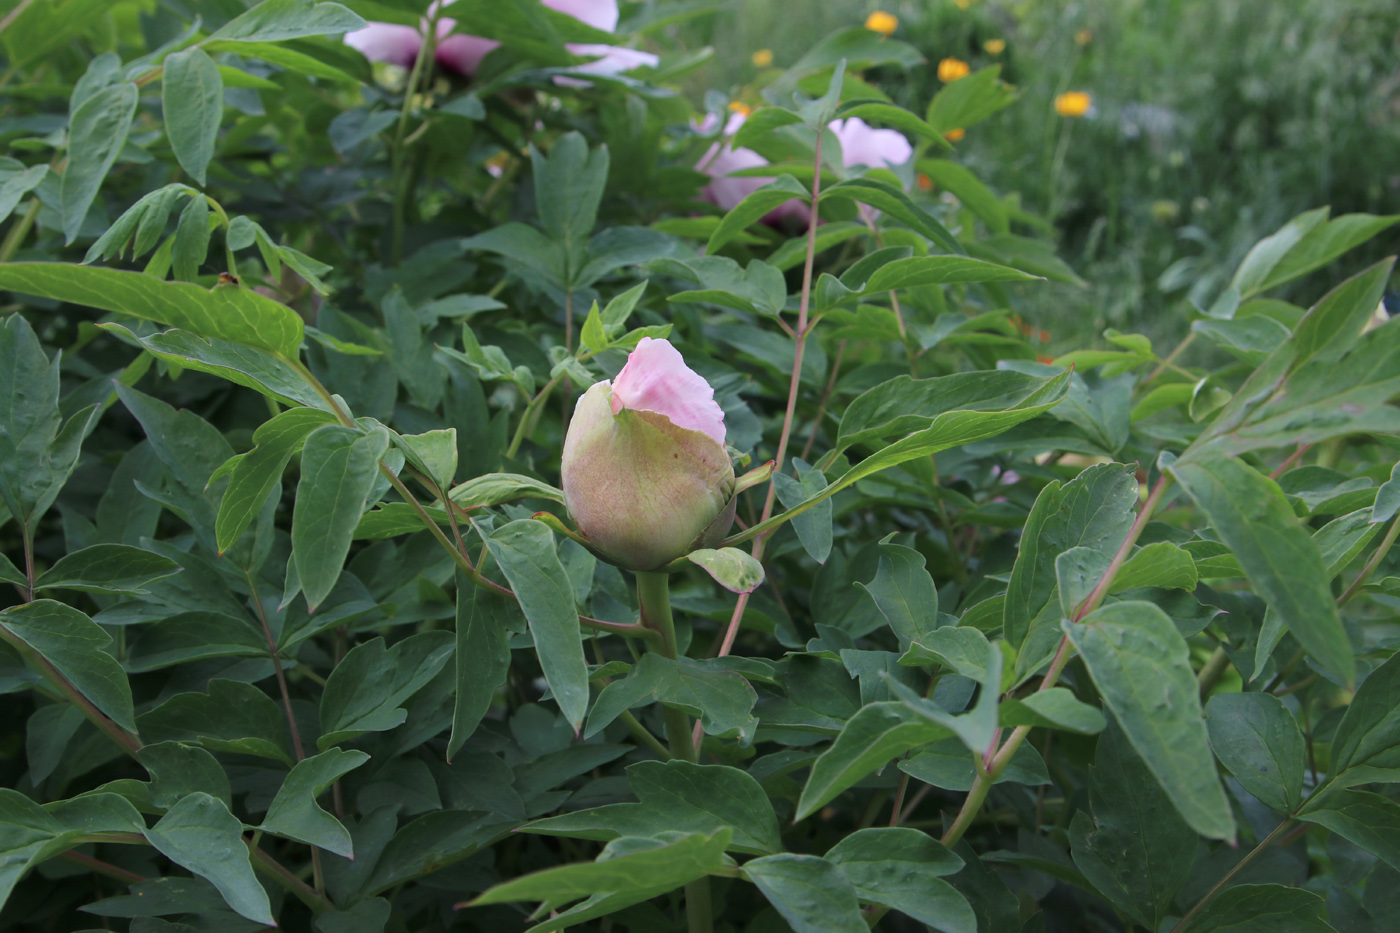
[937,57,971,82]
[984,38,1006,55]
[751,48,773,67]
[953,0,971,9]
[728,101,751,116]
[1075,28,1092,46]
[865,11,898,35]
[944,127,965,142]
[1054,91,1091,117]
[917,173,933,191]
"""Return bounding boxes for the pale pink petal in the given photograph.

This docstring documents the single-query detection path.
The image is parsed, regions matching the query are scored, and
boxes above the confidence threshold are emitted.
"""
[698,144,769,210]
[609,337,726,445]
[565,43,658,74]
[546,0,620,32]
[344,22,423,67]
[436,33,499,74]
[830,117,912,170]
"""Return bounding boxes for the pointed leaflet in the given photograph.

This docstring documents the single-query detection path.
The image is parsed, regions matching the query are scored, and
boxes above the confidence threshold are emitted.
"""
[0,264,305,357]
[706,175,811,254]
[1205,692,1305,813]
[1064,601,1235,841]
[318,632,454,748]
[1184,884,1332,933]
[293,424,390,611]
[0,314,97,528]
[210,0,367,42]
[586,654,758,743]
[138,679,295,765]
[523,759,782,855]
[0,600,137,733]
[744,854,868,933]
[448,571,517,760]
[33,543,182,595]
[1168,455,1354,686]
[260,748,369,858]
[484,519,589,731]
[859,542,938,647]
[1068,720,1198,930]
[61,81,137,243]
[144,792,275,926]
[0,789,82,913]
[468,831,731,913]
[216,407,338,553]
[826,828,974,933]
[796,702,951,820]
[162,48,223,185]
[1329,651,1400,786]
[685,547,766,594]
[1298,789,1400,871]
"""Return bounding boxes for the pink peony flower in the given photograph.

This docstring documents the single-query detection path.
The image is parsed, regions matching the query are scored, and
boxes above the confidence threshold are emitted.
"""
[345,0,654,80]
[829,117,913,171]
[561,337,735,571]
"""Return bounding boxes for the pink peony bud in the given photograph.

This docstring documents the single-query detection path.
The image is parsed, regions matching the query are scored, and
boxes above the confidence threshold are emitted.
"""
[561,338,735,571]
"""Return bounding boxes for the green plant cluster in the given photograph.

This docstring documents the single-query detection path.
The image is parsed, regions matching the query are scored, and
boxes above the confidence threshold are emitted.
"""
[1,2,1399,933]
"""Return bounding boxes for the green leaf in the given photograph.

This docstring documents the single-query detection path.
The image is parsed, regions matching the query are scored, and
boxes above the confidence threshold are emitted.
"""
[33,543,182,595]
[1004,462,1139,660]
[706,175,810,254]
[734,371,1071,548]
[836,102,950,148]
[826,828,974,933]
[138,679,294,765]
[1182,884,1332,933]
[859,542,939,647]
[998,688,1107,735]
[862,255,1038,294]
[293,424,390,611]
[449,472,563,509]
[0,163,47,227]
[1291,258,1394,371]
[0,263,306,357]
[665,256,788,318]
[771,459,832,563]
[685,547,765,594]
[137,740,232,809]
[837,371,1050,452]
[0,789,80,913]
[125,612,268,672]
[1330,652,1400,786]
[587,653,758,742]
[211,0,367,42]
[261,748,368,858]
[144,792,274,925]
[485,519,589,731]
[318,632,454,748]
[900,736,1049,792]
[1299,789,1400,871]
[469,831,731,912]
[215,407,337,553]
[1205,692,1305,814]
[61,81,138,243]
[926,65,1018,134]
[1168,455,1354,687]
[0,600,136,733]
[161,48,223,186]
[1109,541,1199,592]
[171,192,212,281]
[796,702,950,820]
[1068,720,1198,930]
[917,159,1009,234]
[448,572,518,760]
[0,314,97,528]
[821,176,961,253]
[1233,208,1400,299]
[744,854,868,933]
[523,759,782,855]
[1064,601,1235,841]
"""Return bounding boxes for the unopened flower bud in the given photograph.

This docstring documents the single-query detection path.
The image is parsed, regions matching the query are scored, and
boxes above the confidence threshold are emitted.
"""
[561,338,736,571]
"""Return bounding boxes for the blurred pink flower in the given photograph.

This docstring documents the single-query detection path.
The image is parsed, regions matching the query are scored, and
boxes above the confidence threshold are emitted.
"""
[695,111,807,224]
[345,0,654,80]
[830,117,913,171]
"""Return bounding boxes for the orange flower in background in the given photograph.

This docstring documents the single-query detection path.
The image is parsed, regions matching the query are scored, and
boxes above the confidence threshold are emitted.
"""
[984,38,1006,55]
[917,173,933,191]
[865,11,898,35]
[751,48,773,67]
[1054,91,1091,117]
[944,127,965,141]
[728,100,751,116]
[938,57,970,82]
[1075,28,1093,46]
